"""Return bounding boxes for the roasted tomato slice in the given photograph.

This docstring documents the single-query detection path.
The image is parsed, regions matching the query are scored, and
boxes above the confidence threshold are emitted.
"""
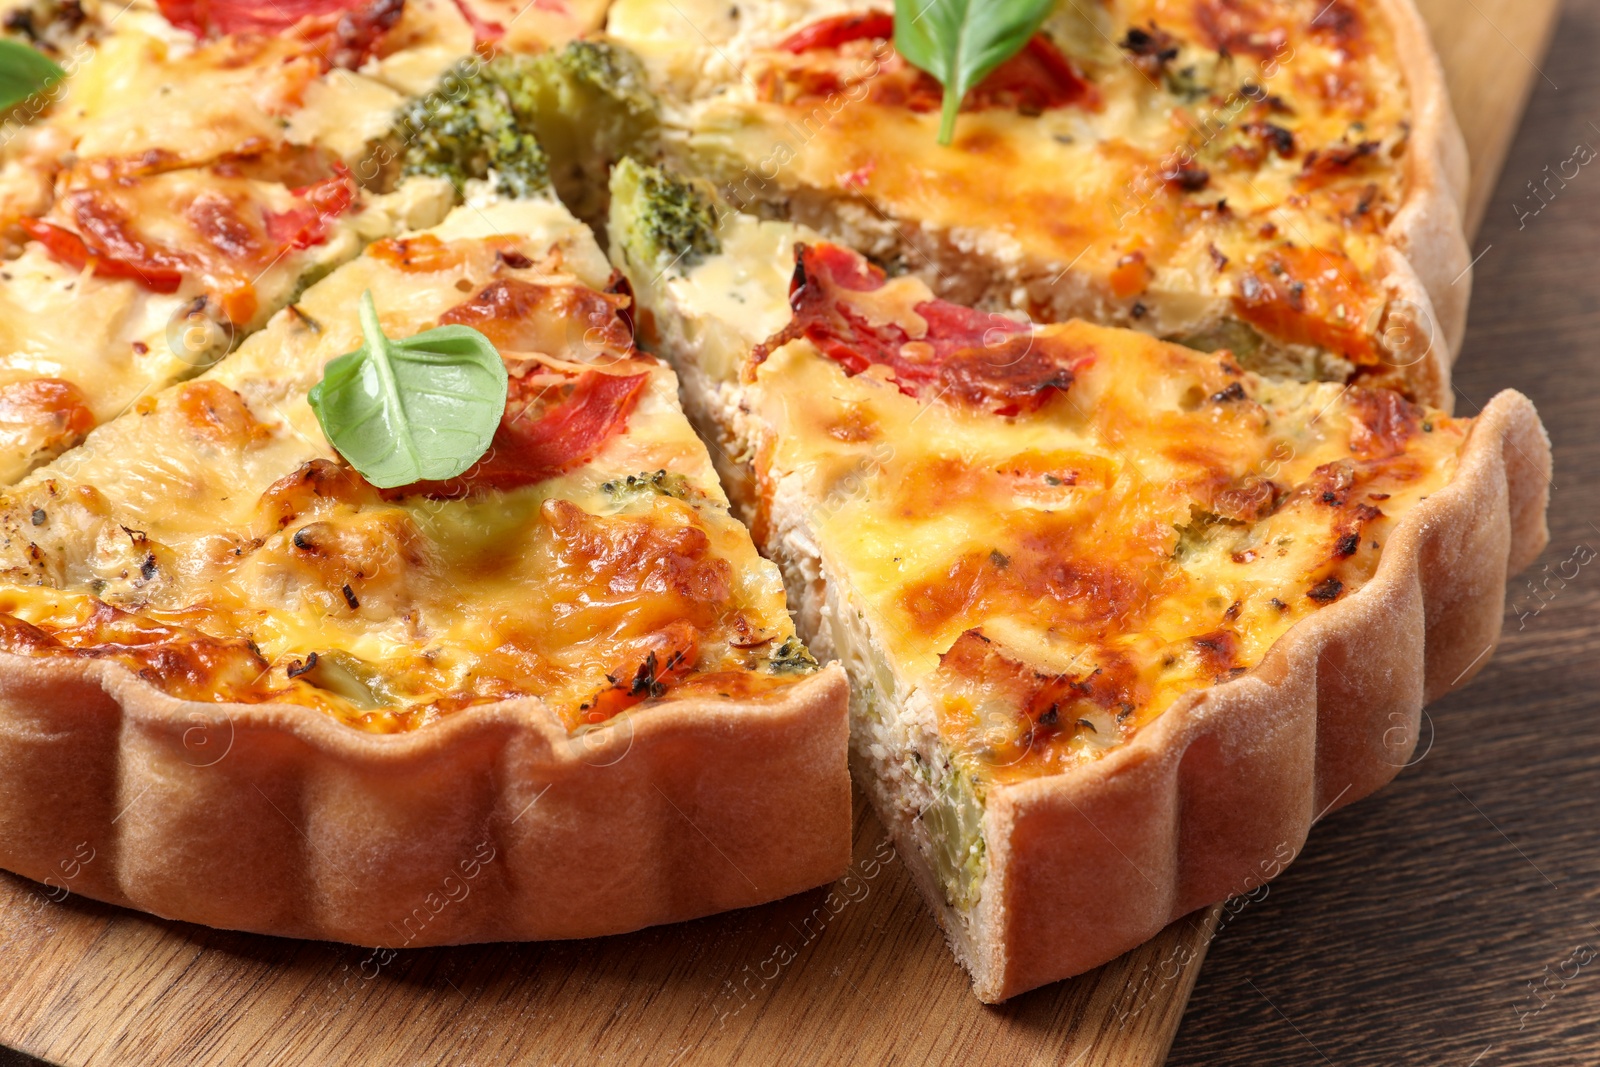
[391,364,651,498]
[754,243,1088,416]
[17,218,184,293]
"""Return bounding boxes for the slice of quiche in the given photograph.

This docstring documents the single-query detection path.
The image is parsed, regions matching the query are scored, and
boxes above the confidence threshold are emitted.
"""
[0,0,609,481]
[609,160,1549,1000]
[0,194,848,944]
[599,0,1468,405]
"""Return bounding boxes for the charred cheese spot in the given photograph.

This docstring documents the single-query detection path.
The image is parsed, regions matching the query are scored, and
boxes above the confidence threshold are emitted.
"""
[368,233,466,273]
[439,277,635,358]
[175,381,272,448]
[543,497,734,625]
[257,459,383,530]
[1233,245,1380,364]
[264,508,430,621]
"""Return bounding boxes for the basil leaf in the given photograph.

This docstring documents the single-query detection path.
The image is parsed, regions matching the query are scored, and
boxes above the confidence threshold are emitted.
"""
[894,0,1055,145]
[0,38,65,112]
[308,291,509,489]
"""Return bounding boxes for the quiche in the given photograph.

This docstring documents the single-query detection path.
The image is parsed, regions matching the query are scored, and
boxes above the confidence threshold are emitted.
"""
[599,0,1469,405]
[0,0,1553,1001]
[0,0,608,483]
[0,194,849,943]
[609,160,1550,1000]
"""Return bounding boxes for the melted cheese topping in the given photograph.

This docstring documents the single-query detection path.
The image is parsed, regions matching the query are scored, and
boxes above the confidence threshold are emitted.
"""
[608,0,1411,374]
[0,0,611,485]
[622,210,1469,788]
[0,200,811,731]
[759,326,1462,785]
[50,0,486,172]
[48,0,602,168]
[46,0,601,169]
[0,177,453,482]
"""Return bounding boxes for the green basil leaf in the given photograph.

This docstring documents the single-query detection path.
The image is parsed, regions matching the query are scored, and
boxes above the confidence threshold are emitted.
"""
[0,38,66,112]
[308,291,509,489]
[894,0,1056,145]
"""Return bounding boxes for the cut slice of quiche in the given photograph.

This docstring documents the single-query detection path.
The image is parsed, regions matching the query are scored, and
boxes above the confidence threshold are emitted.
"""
[600,0,1468,405]
[609,160,1549,1001]
[0,194,848,944]
[0,0,609,481]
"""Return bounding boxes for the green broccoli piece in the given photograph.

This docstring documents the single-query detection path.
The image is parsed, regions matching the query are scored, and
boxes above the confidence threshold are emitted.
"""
[392,54,552,199]
[536,39,658,126]
[609,157,722,276]
[767,636,819,675]
[513,40,661,224]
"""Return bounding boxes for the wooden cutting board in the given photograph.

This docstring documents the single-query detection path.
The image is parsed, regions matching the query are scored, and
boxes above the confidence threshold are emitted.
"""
[0,3,1560,1064]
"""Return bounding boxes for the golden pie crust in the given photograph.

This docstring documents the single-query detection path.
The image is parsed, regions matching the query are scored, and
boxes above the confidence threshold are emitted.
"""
[0,655,848,943]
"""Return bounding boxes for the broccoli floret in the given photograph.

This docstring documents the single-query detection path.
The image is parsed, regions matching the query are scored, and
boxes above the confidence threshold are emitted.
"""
[610,157,722,276]
[538,39,658,126]
[511,40,660,224]
[392,54,552,199]
[600,469,696,503]
[767,636,819,675]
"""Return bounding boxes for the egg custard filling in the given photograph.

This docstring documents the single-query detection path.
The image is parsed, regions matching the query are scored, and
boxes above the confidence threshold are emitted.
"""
[0,199,816,732]
[0,0,616,483]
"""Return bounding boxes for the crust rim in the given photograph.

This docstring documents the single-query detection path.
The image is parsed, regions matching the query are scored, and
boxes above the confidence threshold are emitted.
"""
[0,650,851,945]
[1375,0,1474,409]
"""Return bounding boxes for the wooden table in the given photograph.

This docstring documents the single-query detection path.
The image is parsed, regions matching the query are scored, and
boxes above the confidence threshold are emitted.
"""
[0,2,1570,1064]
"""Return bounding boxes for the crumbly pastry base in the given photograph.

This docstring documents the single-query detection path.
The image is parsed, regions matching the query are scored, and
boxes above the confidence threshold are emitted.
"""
[0,662,850,944]
[854,390,1547,1001]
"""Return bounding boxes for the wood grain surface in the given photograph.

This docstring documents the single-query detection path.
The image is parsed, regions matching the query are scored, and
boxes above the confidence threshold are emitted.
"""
[0,2,1566,1064]
[1417,0,1562,235]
